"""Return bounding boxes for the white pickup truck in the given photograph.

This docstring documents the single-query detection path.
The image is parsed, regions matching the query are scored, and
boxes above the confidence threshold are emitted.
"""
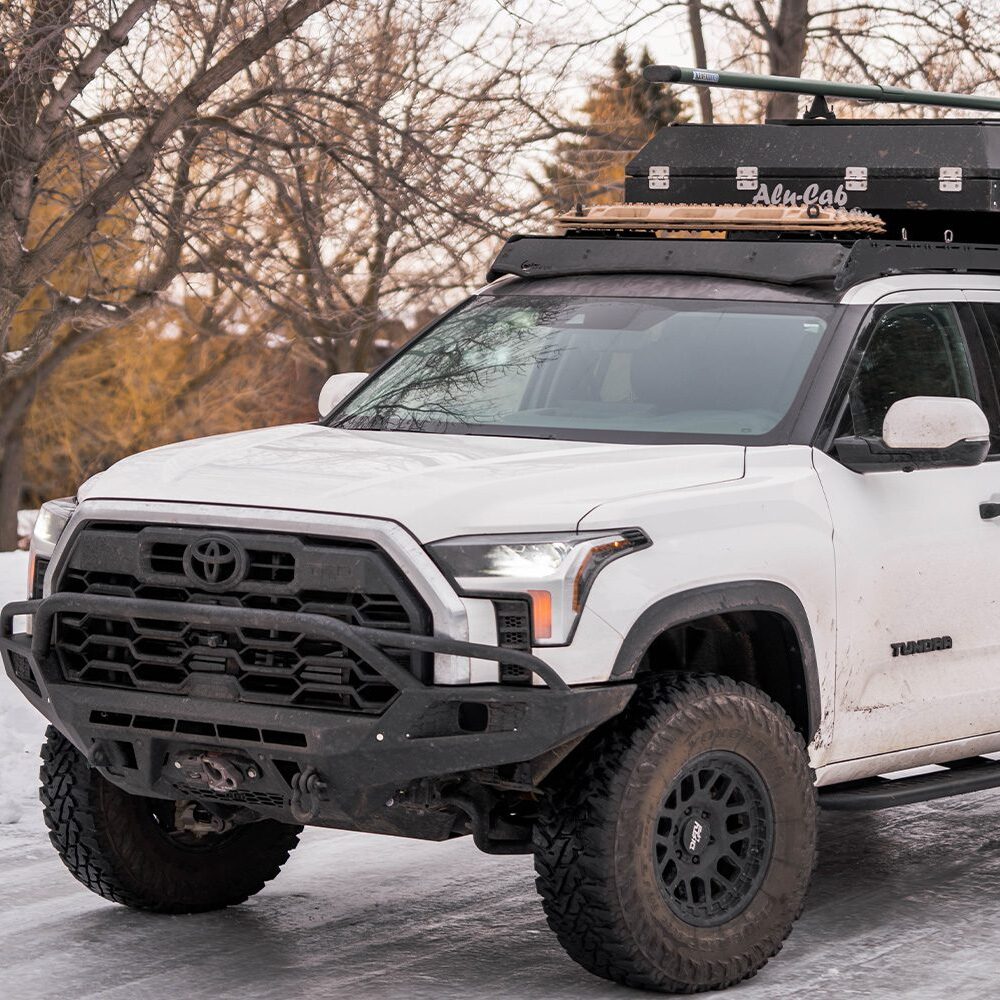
[8,76,1000,994]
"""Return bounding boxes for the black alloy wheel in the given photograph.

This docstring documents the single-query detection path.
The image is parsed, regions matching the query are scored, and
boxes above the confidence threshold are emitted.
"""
[653,751,774,928]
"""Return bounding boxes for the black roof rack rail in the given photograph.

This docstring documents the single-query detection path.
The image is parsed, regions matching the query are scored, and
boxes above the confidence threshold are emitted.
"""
[486,235,850,286]
[837,240,1000,289]
[486,235,1000,292]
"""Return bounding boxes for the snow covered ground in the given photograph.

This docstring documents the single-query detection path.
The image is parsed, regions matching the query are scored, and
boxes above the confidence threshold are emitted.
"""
[4,550,1000,998]
[0,550,46,824]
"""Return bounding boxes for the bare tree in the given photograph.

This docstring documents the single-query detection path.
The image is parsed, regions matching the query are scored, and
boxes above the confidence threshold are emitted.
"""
[0,0,568,546]
[0,0,344,546]
[589,2,1000,121]
[686,0,714,123]
[184,1,569,376]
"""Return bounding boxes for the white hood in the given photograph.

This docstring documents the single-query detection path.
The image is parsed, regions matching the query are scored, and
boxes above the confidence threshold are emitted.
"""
[78,424,746,540]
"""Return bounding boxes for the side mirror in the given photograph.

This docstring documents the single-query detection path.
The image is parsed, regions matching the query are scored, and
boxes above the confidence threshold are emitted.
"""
[834,396,990,473]
[318,372,367,417]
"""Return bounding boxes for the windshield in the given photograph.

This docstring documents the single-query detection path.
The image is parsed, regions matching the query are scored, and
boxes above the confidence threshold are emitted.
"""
[331,295,834,442]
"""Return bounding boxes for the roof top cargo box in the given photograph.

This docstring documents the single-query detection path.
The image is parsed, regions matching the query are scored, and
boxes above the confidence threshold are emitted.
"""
[625,121,1000,243]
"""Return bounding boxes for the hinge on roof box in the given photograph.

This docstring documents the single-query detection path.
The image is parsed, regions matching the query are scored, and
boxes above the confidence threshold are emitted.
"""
[648,165,670,190]
[736,166,758,191]
[845,166,868,192]
[940,167,963,192]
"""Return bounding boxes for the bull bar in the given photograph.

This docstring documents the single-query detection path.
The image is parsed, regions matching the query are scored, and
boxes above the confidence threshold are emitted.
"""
[1,593,634,837]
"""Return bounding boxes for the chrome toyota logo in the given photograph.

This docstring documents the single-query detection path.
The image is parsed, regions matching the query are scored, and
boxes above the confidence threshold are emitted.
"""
[183,536,246,588]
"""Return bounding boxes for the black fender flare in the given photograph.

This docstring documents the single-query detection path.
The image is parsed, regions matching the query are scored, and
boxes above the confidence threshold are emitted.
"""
[610,581,822,740]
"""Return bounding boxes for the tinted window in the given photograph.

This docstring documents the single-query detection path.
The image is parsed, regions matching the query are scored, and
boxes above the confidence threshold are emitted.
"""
[840,303,977,439]
[331,296,832,442]
[969,302,1000,454]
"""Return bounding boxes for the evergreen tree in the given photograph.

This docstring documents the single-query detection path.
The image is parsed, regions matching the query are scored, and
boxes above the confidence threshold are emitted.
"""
[538,45,688,213]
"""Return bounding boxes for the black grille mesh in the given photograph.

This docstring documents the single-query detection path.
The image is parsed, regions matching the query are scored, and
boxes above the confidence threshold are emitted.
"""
[53,524,431,715]
[175,783,286,807]
[10,650,40,695]
[493,598,533,686]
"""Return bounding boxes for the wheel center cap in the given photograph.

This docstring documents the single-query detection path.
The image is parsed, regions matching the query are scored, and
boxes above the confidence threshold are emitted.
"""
[681,816,711,855]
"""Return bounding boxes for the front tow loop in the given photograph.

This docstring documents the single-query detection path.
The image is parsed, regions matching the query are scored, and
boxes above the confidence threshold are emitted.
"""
[290,767,328,823]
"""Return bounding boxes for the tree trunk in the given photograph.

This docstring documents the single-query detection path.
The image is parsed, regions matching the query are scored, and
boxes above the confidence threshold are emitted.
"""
[351,243,389,372]
[765,0,810,120]
[687,0,714,124]
[0,372,40,550]
[0,428,25,551]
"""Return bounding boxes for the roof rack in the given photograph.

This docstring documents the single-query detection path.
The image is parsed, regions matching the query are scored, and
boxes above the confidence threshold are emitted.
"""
[486,236,1000,291]
[643,65,1000,119]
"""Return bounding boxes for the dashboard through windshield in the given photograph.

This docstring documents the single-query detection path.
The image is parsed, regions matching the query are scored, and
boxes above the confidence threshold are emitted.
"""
[329,295,834,443]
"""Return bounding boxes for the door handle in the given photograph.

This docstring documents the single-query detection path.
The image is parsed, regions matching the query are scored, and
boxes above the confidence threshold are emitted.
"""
[981,502,1000,519]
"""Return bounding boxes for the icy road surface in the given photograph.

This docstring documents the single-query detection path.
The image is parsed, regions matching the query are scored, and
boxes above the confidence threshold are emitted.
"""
[3,551,1000,998]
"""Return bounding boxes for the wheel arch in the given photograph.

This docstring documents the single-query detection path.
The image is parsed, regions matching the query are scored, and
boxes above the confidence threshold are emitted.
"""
[610,581,821,741]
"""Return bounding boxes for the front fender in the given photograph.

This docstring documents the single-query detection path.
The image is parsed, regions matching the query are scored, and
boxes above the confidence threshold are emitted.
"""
[577,446,837,756]
[609,580,821,741]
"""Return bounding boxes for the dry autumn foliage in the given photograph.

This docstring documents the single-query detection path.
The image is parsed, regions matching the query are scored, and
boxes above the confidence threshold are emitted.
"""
[20,313,312,507]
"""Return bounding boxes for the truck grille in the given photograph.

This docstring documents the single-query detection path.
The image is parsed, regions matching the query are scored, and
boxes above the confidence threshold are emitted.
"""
[51,523,432,715]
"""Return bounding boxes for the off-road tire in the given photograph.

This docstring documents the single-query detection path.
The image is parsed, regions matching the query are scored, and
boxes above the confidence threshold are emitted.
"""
[40,726,302,913]
[533,673,817,993]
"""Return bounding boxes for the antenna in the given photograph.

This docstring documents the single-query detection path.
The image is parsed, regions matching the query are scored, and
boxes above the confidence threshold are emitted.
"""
[643,65,1000,116]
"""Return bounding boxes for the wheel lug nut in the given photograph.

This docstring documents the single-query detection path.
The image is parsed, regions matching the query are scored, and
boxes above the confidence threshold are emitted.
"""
[675,850,682,859]
[684,807,692,815]
[702,811,709,819]
[692,855,700,864]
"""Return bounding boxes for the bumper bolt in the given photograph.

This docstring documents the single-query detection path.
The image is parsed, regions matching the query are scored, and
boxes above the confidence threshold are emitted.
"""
[376,733,385,742]
[246,768,258,780]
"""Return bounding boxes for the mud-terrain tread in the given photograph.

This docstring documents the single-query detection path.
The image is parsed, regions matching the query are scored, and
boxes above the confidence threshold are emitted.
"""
[40,726,302,913]
[533,673,817,993]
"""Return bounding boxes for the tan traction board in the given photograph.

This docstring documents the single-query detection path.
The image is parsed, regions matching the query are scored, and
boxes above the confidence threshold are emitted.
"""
[555,203,886,234]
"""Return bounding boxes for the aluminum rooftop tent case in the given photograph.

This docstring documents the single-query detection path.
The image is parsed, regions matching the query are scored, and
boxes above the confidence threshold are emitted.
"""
[624,120,1000,243]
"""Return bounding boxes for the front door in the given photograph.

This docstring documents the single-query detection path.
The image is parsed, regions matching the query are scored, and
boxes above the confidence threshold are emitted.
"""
[816,294,1000,761]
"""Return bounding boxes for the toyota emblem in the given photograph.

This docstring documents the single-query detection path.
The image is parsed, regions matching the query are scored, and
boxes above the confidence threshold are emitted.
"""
[183,535,247,588]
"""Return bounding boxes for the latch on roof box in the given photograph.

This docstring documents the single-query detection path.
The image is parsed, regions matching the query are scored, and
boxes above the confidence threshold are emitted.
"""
[648,165,670,190]
[736,166,758,191]
[940,167,963,192]
[845,167,868,192]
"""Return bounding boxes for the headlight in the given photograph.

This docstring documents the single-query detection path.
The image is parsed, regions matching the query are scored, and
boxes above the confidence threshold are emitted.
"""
[428,529,650,645]
[25,497,76,608]
[31,497,77,554]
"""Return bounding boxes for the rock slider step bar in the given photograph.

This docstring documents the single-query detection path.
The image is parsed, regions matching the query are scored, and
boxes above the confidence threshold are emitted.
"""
[819,756,1000,811]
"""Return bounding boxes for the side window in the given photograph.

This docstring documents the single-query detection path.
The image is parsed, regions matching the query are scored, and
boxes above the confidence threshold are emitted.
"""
[838,303,978,439]
[969,302,1000,454]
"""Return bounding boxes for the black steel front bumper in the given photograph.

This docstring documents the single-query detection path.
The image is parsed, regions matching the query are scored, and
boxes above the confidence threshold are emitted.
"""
[1,594,634,836]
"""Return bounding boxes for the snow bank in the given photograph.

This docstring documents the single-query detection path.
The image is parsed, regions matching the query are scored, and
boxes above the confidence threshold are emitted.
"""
[0,551,46,824]
[17,509,38,540]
